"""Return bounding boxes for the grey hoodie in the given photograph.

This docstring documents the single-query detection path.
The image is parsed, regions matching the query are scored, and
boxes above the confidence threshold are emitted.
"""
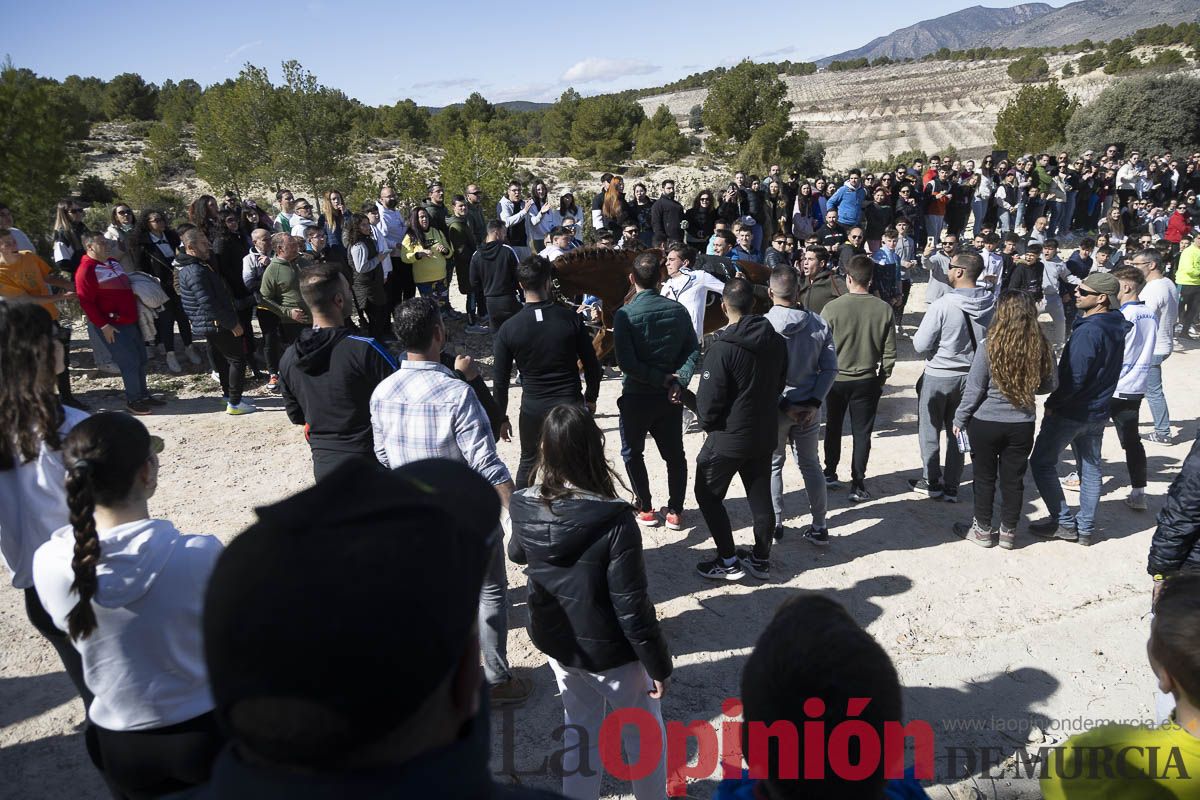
[913,287,996,377]
[765,304,838,406]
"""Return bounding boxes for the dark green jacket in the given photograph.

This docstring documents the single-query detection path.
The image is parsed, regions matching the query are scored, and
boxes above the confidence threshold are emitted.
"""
[613,290,699,395]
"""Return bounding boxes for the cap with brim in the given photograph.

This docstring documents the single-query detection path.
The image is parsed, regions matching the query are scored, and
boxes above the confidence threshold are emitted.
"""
[1081,272,1120,311]
[202,458,500,764]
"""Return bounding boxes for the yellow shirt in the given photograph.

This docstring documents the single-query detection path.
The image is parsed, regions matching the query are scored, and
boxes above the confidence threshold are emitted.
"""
[1041,720,1200,799]
[0,251,58,319]
[400,229,454,285]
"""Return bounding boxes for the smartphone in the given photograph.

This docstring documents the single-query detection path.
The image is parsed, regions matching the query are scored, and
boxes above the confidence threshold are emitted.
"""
[927,236,935,247]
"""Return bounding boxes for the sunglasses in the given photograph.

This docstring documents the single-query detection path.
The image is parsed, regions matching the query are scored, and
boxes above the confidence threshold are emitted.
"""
[1076,287,1104,297]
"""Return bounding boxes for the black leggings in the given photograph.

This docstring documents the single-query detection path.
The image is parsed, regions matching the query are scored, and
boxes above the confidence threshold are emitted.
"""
[967,418,1035,530]
[24,587,92,710]
[86,712,223,800]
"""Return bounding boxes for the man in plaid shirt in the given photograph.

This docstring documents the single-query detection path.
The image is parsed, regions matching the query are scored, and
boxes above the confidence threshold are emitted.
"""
[370,297,530,707]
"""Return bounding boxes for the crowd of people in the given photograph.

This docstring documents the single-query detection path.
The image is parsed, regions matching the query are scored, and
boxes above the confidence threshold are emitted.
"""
[1,142,1199,800]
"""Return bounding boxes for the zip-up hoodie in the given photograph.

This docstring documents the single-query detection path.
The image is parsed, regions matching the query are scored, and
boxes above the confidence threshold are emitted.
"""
[697,315,788,458]
[765,305,837,407]
[1045,310,1132,422]
[468,240,520,299]
[279,327,399,457]
[32,519,222,731]
[913,287,996,377]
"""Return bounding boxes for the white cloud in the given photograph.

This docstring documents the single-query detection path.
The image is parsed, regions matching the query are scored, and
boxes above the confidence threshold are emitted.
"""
[561,58,659,84]
[223,40,263,63]
[411,77,483,90]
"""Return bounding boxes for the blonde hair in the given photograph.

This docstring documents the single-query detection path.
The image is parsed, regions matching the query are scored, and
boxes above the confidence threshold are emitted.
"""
[987,290,1054,411]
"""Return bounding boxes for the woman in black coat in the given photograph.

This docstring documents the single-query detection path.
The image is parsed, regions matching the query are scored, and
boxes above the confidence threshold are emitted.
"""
[684,189,717,249]
[508,404,671,800]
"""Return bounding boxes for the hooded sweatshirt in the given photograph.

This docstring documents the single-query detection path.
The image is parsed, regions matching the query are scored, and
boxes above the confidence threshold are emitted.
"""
[696,315,788,458]
[279,328,399,456]
[32,519,222,731]
[1045,310,1132,422]
[765,305,837,407]
[912,286,996,377]
[468,240,520,299]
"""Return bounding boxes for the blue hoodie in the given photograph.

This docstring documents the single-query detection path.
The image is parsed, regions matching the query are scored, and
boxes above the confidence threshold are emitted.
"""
[827,181,867,226]
[1045,310,1132,422]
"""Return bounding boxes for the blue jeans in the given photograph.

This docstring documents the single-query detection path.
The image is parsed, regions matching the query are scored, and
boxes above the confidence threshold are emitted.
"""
[971,199,990,236]
[86,321,114,368]
[479,538,510,685]
[1061,191,1078,234]
[1145,352,1171,436]
[106,323,149,403]
[1030,414,1104,535]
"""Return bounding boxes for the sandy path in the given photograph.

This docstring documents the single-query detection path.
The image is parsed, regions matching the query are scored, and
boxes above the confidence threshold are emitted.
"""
[1,279,1192,799]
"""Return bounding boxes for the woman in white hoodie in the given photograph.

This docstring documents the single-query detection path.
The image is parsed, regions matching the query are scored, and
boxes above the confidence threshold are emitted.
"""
[33,412,224,798]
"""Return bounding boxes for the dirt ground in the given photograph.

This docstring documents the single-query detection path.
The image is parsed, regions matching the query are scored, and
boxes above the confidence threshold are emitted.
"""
[0,277,1193,799]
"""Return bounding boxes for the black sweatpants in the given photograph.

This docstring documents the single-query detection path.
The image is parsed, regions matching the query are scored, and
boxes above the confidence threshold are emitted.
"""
[263,319,303,378]
[311,448,380,482]
[24,587,92,710]
[1109,396,1147,489]
[1178,284,1200,335]
[823,377,883,487]
[967,417,1035,530]
[695,442,775,561]
[515,397,584,489]
[486,294,522,335]
[86,712,223,800]
[618,393,687,513]
[206,328,246,406]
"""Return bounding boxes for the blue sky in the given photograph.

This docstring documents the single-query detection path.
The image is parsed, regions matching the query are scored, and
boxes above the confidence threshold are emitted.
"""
[6,1,1061,107]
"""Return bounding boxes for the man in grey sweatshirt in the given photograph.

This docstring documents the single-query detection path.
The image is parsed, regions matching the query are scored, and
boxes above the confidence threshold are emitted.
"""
[765,267,839,544]
[910,252,995,501]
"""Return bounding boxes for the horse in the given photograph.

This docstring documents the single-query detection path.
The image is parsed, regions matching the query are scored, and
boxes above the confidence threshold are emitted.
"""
[551,246,772,360]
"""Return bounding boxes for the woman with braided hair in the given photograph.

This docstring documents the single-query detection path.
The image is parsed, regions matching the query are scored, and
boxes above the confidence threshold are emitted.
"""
[32,412,224,798]
[0,303,92,708]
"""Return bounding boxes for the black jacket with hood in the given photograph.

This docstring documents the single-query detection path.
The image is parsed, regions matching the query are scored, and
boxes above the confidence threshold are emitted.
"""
[469,241,520,299]
[696,314,788,459]
[1149,435,1200,577]
[507,489,672,681]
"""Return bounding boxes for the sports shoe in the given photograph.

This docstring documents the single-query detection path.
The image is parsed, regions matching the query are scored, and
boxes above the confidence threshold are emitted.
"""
[465,323,490,334]
[210,370,221,383]
[943,490,959,504]
[1076,534,1094,547]
[165,352,182,373]
[998,526,1016,550]
[801,525,830,546]
[226,401,258,416]
[953,520,997,548]
[824,474,842,489]
[267,373,280,391]
[773,524,787,542]
[489,675,533,708]
[696,557,744,581]
[908,478,944,499]
[1029,520,1078,542]
[142,396,167,407]
[664,510,683,531]
[96,362,120,375]
[184,344,202,365]
[847,485,872,503]
[1143,432,1175,445]
[735,548,770,580]
[636,510,661,527]
[1125,493,1148,511]
[126,400,152,416]
[1061,471,1081,489]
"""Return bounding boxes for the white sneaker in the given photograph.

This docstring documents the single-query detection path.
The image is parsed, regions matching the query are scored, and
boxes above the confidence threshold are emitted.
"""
[184,344,202,365]
[165,352,182,373]
[210,370,221,383]
[226,401,258,416]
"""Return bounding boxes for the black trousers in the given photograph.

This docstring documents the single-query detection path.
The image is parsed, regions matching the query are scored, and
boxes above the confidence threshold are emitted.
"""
[263,318,303,377]
[486,294,522,335]
[618,393,686,513]
[54,321,78,403]
[823,377,882,487]
[515,398,584,489]
[312,448,380,482]
[154,296,193,351]
[1179,284,1200,334]
[258,309,282,373]
[206,328,246,406]
[24,587,92,710]
[695,442,775,561]
[967,417,1035,530]
[386,262,416,309]
[1109,396,1147,488]
[86,712,223,800]
[236,305,257,363]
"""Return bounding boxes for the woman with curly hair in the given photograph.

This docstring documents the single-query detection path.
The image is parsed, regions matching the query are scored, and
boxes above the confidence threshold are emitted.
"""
[186,194,221,244]
[952,290,1057,549]
[0,304,92,708]
[32,412,224,797]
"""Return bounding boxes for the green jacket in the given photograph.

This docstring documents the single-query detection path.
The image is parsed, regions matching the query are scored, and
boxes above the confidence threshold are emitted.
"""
[447,215,477,271]
[613,289,699,395]
[259,256,308,320]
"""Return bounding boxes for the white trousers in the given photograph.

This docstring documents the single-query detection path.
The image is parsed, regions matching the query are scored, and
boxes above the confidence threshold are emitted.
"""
[548,658,667,800]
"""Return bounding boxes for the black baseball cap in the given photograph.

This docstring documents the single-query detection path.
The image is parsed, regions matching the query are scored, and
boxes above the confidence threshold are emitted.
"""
[202,458,500,765]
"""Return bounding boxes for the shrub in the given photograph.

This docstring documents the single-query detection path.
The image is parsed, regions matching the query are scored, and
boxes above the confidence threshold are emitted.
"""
[623,166,647,178]
[1066,74,1200,154]
[1103,54,1143,75]
[78,175,115,205]
[994,80,1077,156]
[1007,55,1050,83]
[1148,49,1188,72]
[1077,52,1106,73]
[1061,62,1076,78]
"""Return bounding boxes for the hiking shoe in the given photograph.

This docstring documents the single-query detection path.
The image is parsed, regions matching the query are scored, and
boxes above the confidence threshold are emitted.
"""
[1029,520,1078,542]
[1125,494,1148,511]
[466,323,490,334]
[489,676,533,708]
[953,520,997,548]
[943,490,959,504]
[801,525,830,546]
[226,401,258,416]
[126,400,152,416]
[696,557,745,581]
[142,396,167,407]
[664,510,683,531]
[908,478,944,499]
[266,373,280,391]
[735,548,770,580]
[848,485,872,503]
[998,526,1017,550]
[636,510,661,527]
[1143,432,1175,445]
[1061,471,1081,489]
[165,352,182,373]
[824,474,842,489]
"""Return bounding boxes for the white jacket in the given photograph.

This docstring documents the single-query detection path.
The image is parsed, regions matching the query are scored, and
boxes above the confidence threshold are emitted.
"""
[0,407,88,589]
[33,518,222,731]
[661,268,726,341]
[1115,301,1158,396]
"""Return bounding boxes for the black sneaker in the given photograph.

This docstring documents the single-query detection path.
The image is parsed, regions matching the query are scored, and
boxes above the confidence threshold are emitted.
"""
[848,485,872,503]
[696,557,745,581]
[824,474,842,489]
[943,490,959,504]
[773,524,786,542]
[735,548,770,580]
[126,400,153,416]
[801,525,830,546]
[908,478,945,498]
[1029,520,1078,542]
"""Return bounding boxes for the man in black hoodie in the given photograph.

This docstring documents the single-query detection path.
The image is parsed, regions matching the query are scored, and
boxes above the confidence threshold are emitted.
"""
[694,277,788,582]
[469,220,522,334]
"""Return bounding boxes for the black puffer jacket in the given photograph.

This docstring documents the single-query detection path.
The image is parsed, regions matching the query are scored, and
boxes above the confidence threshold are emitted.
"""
[507,489,672,681]
[1149,435,1200,577]
[177,253,240,336]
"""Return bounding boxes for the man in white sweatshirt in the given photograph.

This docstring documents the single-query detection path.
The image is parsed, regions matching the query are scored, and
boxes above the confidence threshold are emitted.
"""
[1131,249,1179,444]
[661,243,727,434]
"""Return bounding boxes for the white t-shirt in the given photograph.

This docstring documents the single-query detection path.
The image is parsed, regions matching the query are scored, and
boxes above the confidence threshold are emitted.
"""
[1141,276,1180,357]
[660,268,726,341]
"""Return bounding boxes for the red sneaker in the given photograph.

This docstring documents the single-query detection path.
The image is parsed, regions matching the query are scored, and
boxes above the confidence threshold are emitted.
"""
[664,510,683,531]
[636,510,660,527]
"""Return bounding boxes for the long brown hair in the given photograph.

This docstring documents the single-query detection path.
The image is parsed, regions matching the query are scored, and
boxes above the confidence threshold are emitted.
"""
[0,305,65,471]
[62,413,155,640]
[987,290,1054,411]
[534,404,626,506]
[602,181,624,223]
